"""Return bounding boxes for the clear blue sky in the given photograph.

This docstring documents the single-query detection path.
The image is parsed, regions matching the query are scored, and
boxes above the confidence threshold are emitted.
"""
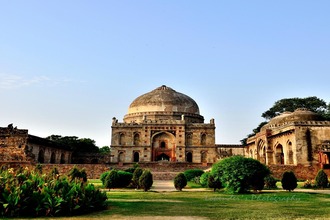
[1,1,329,147]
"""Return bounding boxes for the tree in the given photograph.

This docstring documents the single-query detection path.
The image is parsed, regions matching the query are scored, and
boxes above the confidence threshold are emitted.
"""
[46,135,99,154]
[99,146,110,155]
[139,170,153,191]
[132,167,143,189]
[281,171,297,192]
[315,169,328,189]
[211,156,270,193]
[104,170,119,190]
[261,97,328,120]
[174,173,187,191]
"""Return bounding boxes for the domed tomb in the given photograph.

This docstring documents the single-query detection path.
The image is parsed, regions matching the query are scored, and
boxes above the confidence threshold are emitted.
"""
[261,108,323,131]
[124,85,204,123]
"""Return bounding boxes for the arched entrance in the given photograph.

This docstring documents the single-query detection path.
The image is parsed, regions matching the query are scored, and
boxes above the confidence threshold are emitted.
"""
[156,153,170,161]
[50,152,56,164]
[38,149,45,163]
[151,132,176,162]
[275,144,284,164]
[186,152,193,162]
[118,152,125,162]
[60,153,65,164]
[133,152,140,162]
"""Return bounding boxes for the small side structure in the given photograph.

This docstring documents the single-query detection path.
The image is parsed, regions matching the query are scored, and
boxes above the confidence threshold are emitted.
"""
[246,108,330,168]
[0,124,72,164]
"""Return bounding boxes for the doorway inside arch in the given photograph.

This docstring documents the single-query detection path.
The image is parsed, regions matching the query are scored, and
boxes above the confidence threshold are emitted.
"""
[133,152,140,162]
[156,153,170,161]
[186,152,193,162]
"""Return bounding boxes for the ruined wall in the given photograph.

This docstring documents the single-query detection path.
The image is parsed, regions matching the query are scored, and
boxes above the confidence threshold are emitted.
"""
[0,126,29,162]
[268,164,330,180]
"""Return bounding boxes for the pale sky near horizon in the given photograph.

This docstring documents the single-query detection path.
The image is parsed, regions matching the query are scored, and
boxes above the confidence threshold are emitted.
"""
[1,1,329,147]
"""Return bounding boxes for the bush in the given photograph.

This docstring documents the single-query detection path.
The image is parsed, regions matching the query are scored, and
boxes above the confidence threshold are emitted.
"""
[100,171,111,185]
[302,179,315,189]
[281,171,297,192]
[0,167,107,217]
[132,168,144,189]
[183,169,205,181]
[200,172,211,187]
[208,174,222,192]
[315,169,328,189]
[211,156,270,193]
[117,171,133,188]
[104,170,119,189]
[174,173,187,191]
[264,175,277,189]
[139,170,153,191]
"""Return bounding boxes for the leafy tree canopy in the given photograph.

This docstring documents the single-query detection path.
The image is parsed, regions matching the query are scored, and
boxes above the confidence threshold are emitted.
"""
[261,96,328,120]
[46,135,99,154]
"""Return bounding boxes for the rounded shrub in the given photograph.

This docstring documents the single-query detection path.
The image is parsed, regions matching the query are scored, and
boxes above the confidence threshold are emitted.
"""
[183,169,205,181]
[139,170,153,191]
[264,175,278,189]
[200,172,211,187]
[281,171,297,192]
[117,171,133,188]
[174,173,187,191]
[100,171,110,185]
[211,156,270,193]
[104,170,119,190]
[315,169,328,189]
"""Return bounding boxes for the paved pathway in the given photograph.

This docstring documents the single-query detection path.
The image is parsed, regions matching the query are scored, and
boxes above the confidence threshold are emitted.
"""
[151,180,210,192]
[151,180,330,194]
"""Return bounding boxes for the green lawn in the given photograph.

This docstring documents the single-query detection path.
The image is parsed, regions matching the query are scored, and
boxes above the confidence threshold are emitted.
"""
[75,190,330,220]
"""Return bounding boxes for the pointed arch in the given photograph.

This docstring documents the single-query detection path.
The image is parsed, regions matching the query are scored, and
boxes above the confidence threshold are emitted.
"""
[186,152,193,162]
[50,152,56,164]
[118,151,125,162]
[200,133,206,145]
[60,153,65,164]
[287,140,294,164]
[186,133,193,146]
[133,151,140,162]
[201,151,207,163]
[275,143,284,164]
[38,149,45,163]
[133,133,140,146]
[119,133,125,145]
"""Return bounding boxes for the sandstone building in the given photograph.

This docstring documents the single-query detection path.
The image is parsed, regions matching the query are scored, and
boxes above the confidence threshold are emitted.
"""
[246,108,330,168]
[110,85,244,164]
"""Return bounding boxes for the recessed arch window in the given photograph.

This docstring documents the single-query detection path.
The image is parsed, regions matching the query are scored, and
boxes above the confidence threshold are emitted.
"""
[134,133,140,146]
[201,133,206,145]
[119,133,125,145]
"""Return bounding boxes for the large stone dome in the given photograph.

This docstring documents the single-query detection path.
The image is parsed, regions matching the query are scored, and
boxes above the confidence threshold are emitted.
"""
[124,85,204,123]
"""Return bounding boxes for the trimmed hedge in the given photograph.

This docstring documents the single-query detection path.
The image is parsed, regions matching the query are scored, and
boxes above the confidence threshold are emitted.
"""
[174,173,187,191]
[281,171,297,192]
[183,169,204,181]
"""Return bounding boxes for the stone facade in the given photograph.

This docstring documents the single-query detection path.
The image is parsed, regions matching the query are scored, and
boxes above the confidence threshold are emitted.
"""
[246,108,330,168]
[0,124,72,164]
[111,85,243,164]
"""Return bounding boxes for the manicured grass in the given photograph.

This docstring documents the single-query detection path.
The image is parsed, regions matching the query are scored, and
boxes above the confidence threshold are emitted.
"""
[77,190,330,220]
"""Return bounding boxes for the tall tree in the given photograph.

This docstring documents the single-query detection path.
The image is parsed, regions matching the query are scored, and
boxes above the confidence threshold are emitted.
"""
[261,96,328,120]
